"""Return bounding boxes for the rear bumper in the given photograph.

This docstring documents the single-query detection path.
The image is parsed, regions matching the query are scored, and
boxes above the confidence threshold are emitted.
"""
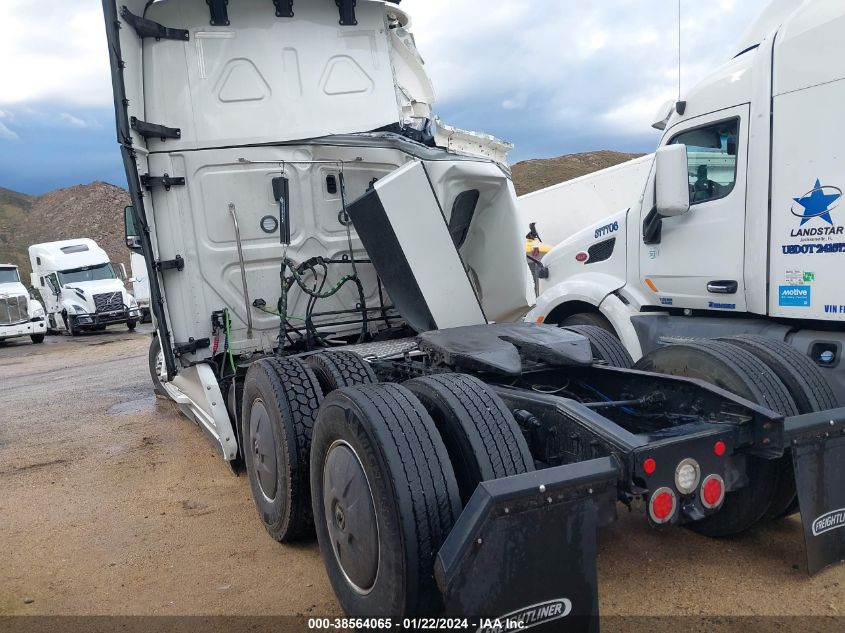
[0,317,46,340]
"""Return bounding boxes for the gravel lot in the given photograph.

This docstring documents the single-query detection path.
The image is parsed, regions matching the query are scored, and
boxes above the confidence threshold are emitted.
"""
[0,327,842,631]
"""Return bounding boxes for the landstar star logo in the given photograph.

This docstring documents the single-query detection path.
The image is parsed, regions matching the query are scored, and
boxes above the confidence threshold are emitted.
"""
[791,179,842,226]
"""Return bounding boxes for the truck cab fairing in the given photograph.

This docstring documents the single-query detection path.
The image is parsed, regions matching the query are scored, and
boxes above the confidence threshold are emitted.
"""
[106,0,532,386]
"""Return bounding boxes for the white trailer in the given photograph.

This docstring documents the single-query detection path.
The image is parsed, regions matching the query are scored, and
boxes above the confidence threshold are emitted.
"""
[518,154,653,248]
[29,238,141,335]
[529,0,845,404]
[0,264,46,344]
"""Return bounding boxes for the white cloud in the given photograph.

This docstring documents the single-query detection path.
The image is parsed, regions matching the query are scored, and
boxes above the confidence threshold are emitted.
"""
[0,0,111,107]
[0,109,18,139]
[401,0,771,154]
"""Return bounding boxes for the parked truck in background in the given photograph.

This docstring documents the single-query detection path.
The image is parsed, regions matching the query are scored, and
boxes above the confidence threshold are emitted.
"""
[527,0,845,405]
[104,1,845,630]
[29,238,141,336]
[0,263,47,345]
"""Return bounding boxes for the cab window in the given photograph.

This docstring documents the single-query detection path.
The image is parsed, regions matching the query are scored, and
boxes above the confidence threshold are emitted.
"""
[670,118,739,205]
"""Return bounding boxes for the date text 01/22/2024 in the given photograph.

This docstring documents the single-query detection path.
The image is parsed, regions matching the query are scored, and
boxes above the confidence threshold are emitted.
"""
[306,618,534,631]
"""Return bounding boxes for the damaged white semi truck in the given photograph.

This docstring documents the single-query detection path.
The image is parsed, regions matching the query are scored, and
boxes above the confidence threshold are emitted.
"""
[104,1,845,630]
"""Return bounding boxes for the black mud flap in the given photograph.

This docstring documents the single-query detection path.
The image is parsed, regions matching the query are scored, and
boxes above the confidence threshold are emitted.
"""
[435,457,621,633]
[787,408,845,574]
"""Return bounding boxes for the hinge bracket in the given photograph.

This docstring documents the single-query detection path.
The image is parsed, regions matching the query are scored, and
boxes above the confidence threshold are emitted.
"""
[207,0,230,26]
[131,117,181,141]
[120,6,190,41]
[155,256,185,272]
[336,0,358,26]
[174,337,211,357]
[273,0,294,17]
[141,173,186,191]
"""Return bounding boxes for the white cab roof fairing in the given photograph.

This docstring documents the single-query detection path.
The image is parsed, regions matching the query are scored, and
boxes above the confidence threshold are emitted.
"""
[28,239,111,272]
[122,0,435,153]
[661,51,753,137]
[733,0,810,57]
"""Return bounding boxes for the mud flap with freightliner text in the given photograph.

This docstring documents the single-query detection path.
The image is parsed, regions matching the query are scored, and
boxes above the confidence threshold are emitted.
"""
[434,457,622,633]
[787,407,845,575]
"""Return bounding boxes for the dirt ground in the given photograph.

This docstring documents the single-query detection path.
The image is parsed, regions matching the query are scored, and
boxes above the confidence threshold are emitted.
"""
[1,328,843,630]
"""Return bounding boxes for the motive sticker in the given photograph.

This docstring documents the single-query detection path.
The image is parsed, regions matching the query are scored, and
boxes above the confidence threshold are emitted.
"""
[779,285,811,307]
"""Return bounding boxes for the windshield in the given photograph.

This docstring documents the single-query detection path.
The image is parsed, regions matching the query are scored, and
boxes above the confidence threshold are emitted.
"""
[0,268,21,284]
[58,263,117,285]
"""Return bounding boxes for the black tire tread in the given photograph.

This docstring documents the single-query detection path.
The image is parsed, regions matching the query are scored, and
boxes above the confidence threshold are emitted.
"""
[721,335,838,412]
[248,357,323,541]
[335,383,460,614]
[404,374,533,502]
[563,324,634,369]
[305,350,377,393]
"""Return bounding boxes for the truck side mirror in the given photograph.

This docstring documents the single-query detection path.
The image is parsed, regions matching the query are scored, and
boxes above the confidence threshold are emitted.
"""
[655,144,690,217]
[30,273,38,288]
[124,205,143,251]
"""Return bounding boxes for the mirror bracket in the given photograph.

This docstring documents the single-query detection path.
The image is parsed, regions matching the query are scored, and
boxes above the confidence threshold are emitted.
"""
[642,207,663,245]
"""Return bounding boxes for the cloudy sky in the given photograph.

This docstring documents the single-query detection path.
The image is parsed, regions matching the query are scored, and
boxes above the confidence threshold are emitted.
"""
[0,0,770,195]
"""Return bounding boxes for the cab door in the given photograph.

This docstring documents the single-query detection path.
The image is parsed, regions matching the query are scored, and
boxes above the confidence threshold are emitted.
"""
[640,106,749,312]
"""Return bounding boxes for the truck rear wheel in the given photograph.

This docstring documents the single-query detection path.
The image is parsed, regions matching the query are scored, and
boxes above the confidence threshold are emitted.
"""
[311,383,461,617]
[561,324,634,369]
[718,335,839,519]
[242,357,324,542]
[148,335,168,399]
[635,340,798,536]
[305,350,377,394]
[404,373,534,504]
[562,312,615,333]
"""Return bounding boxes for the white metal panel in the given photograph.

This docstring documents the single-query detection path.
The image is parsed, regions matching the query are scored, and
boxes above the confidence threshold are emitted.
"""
[773,0,845,96]
[423,159,532,323]
[143,0,401,151]
[743,33,776,316]
[372,162,487,329]
[768,79,845,320]
[517,155,652,247]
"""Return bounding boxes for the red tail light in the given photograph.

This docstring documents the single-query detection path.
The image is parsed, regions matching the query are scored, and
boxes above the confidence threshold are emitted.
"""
[700,474,725,510]
[648,487,677,524]
[643,457,657,475]
[713,440,726,457]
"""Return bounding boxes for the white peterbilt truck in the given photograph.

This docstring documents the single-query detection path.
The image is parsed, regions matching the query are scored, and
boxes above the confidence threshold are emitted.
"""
[0,263,46,344]
[104,1,845,630]
[29,238,141,335]
[526,0,845,405]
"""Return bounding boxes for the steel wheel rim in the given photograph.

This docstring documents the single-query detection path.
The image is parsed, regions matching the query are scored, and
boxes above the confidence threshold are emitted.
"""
[249,398,278,502]
[323,439,380,595]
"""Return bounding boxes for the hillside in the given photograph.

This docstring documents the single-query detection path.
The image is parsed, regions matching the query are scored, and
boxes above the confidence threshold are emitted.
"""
[0,150,636,278]
[511,150,644,196]
[0,182,130,276]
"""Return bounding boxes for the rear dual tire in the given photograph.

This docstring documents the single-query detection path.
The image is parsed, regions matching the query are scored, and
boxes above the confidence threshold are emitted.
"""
[311,383,461,617]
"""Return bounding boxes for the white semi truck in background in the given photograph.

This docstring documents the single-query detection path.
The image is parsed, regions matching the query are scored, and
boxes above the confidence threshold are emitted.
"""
[104,0,845,629]
[526,0,845,404]
[0,263,47,344]
[29,238,141,335]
